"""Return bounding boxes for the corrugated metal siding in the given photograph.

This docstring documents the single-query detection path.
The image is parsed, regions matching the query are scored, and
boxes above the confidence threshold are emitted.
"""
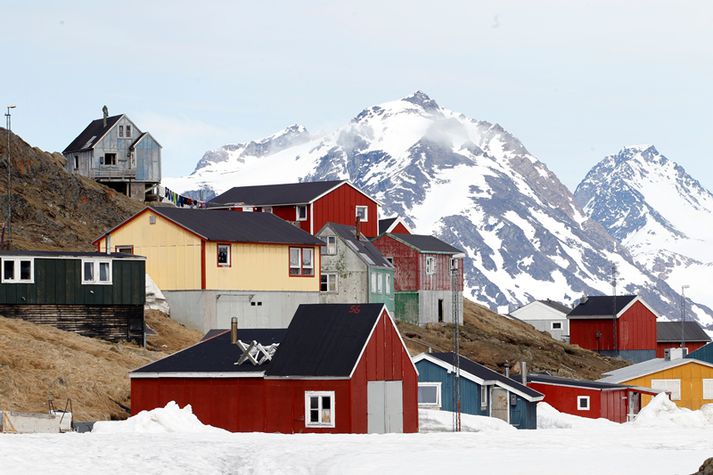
[313,185,378,238]
[688,343,713,364]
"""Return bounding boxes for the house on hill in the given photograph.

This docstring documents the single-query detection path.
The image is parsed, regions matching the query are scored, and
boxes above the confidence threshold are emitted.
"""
[509,300,570,341]
[94,207,323,332]
[372,233,464,325]
[413,352,543,429]
[656,321,711,358]
[209,180,380,237]
[131,303,418,433]
[316,223,394,315]
[63,106,161,201]
[568,295,657,363]
[378,217,411,235]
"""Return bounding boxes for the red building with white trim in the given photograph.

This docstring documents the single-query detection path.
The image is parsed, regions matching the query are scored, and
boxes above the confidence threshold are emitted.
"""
[656,321,711,358]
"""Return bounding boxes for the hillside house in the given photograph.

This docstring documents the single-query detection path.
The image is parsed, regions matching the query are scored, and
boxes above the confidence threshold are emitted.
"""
[568,295,657,363]
[413,352,543,429]
[378,217,411,235]
[0,250,145,343]
[656,321,711,358]
[63,107,161,201]
[94,207,323,332]
[210,180,381,237]
[509,300,571,341]
[372,233,464,325]
[316,223,394,315]
[131,304,419,433]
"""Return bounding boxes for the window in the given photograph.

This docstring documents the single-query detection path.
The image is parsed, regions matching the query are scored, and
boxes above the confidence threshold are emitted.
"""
[126,125,131,138]
[385,257,394,266]
[305,391,335,428]
[481,386,488,410]
[385,274,391,294]
[703,379,713,400]
[577,396,590,411]
[82,259,112,284]
[289,247,314,276]
[74,155,79,170]
[651,379,681,401]
[118,125,124,138]
[1,258,34,283]
[321,273,337,292]
[426,256,435,275]
[115,245,134,254]
[217,244,231,267]
[355,205,368,221]
[551,321,563,330]
[296,205,308,221]
[376,273,383,293]
[450,257,459,269]
[418,383,441,407]
[370,272,377,292]
[242,206,254,212]
[263,206,273,214]
[104,153,117,166]
[149,215,157,225]
[321,236,337,255]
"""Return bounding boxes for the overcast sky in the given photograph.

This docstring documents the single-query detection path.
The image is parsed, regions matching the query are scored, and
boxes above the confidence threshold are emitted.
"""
[3,0,712,190]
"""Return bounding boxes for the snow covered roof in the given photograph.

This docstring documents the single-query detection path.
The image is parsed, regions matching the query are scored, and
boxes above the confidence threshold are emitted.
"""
[599,357,713,384]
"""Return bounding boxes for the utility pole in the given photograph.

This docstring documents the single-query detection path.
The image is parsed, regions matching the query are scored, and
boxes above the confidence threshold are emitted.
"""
[451,258,461,432]
[681,285,690,348]
[611,264,617,354]
[5,105,15,249]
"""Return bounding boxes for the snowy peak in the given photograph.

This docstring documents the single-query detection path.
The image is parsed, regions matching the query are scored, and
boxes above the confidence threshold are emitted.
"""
[402,90,440,111]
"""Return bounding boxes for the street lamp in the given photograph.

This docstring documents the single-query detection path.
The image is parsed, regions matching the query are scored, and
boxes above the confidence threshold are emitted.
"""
[681,285,690,349]
[5,105,15,248]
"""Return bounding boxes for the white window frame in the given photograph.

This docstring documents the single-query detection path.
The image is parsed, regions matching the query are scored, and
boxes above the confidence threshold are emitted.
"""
[305,391,335,428]
[217,243,231,267]
[385,274,391,294]
[450,257,459,269]
[370,272,377,292]
[296,205,308,221]
[320,273,338,293]
[289,247,314,276]
[703,379,713,400]
[1,258,35,284]
[426,256,436,275]
[551,321,563,330]
[355,205,368,222]
[125,124,132,138]
[577,395,590,411]
[376,273,383,293]
[417,382,441,408]
[480,386,488,410]
[651,379,682,401]
[263,206,273,214]
[81,259,112,285]
[324,236,337,255]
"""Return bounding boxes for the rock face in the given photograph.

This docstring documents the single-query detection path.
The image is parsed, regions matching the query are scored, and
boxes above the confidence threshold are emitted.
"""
[165,92,713,326]
[575,145,713,326]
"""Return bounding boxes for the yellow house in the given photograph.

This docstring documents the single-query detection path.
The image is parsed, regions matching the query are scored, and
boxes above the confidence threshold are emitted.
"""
[94,207,323,331]
[599,355,713,410]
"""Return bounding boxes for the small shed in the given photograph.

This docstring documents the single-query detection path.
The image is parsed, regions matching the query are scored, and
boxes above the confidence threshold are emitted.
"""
[656,321,711,357]
[509,300,571,342]
[131,303,418,433]
[413,352,543,429]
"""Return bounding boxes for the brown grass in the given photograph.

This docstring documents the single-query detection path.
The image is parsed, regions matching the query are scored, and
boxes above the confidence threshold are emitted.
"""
[145,310,202,353]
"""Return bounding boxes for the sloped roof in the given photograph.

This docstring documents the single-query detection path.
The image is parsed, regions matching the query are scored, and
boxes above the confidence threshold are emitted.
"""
[539,300,571,314]
[657,321,711,342]
[524,373,631,390]
[210,180,347,206]
[599,357,713,383]
[326,223,392,268]
[379,218,397,235]
[0,250,143,260]
[150,207,324,245]
[567,295,637,318]
[132,329,286,374]
[265,304,385,377]
[63,115,123,154]
[386,234,463,254]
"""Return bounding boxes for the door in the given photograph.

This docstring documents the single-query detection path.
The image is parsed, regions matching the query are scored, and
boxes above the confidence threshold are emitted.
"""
[438,299,444,322]
[367,381,404,433]
[491,387,509,423]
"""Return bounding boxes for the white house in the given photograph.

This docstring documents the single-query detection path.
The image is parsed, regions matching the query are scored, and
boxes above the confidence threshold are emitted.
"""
[509,300,570,341]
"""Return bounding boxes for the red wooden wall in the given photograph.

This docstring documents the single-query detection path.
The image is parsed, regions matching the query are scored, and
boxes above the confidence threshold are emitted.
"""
[313,183,379,237]
[528,383,603,420]
[569,319,617,351]
[372,235,420,291]
[419,254,464,291]
[391,222,410,234]
[656,341,706,358]
[569,301,657,352]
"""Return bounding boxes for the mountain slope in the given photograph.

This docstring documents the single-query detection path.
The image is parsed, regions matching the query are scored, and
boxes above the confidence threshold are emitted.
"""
[575,145,713,319]
[166,92,713,326]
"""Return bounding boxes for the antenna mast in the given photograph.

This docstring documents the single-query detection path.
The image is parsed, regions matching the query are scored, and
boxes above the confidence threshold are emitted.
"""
[451,258,461,432]
[611,264,617,354]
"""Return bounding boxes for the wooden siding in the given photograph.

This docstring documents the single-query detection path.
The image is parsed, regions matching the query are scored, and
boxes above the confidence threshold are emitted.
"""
[419,254,463,292]
[657,341,707,358]
[528,382,609,420]
[390,222,410,234]
[313,184,378,237]
[372,235,420,291]
[569,301,657,352]
[395,292,419,324]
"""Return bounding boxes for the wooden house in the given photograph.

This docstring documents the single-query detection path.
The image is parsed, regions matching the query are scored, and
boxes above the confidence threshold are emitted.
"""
[0,250,145,343]
[63,106,161,201]
[509,300,571,342]
[94,207,324,332]
[687,343,713,365]
[600,351,713,410]
[524,374,659,423]
[656,321,711,358]
[372,233,464,325]
[378,217,411,235]
[316,223,394,315]
[568,295,657,363]
[210,180,380,238]
[413,352,543,429]
[131,304,418,433]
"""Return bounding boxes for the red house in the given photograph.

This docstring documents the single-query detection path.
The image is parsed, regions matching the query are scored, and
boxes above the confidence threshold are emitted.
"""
[210,180,380,237]
[524,374,659,423]
[656,321,711,358]
[379,217,411,235]
[568,295,658,363]
[130,303,418,433]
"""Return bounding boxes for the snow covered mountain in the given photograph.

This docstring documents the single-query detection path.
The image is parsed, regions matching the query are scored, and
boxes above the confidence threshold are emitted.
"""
[575,145,713,322]
[165,92,713,326]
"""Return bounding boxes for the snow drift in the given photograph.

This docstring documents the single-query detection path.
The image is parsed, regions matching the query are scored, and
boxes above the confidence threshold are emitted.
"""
[419,409,515,432]
[631,393,713,428]
[92,401,226,434]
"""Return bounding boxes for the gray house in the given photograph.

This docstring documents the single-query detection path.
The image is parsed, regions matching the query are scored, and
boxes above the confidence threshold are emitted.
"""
[316,223,395,316]
[63,106,161,201]
[509,300,571,341]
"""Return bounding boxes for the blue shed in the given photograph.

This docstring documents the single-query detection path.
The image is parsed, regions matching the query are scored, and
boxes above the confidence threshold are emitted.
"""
[413,352,543,429]
[687,342,713,364]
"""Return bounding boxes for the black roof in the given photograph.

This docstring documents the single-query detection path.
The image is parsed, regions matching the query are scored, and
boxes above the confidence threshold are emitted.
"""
[151,207,324,245]
[210,180,347,206]
[379,217,398,235]
[430,352,543,400]
[387,234,463,254]
[265,304,385,377]
[657,321,711,343]
[326,223,392,268]
[522,373,630,390]
[134,329,287,374]
[0,250,141,259]
[539,299,571,314]
[63,115,123,154]
[567,295,637,318]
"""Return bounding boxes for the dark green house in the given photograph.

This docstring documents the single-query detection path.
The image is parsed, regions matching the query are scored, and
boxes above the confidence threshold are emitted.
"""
[0,250,146,344]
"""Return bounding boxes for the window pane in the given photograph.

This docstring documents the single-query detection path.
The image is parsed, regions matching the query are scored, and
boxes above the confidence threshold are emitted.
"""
[126,125,131,137]
[371,273,376,291]
[328,275,337,292]
[20,261,32,280]
[302,248,313,275]
[84,262,94,281]
[297,206,307,220]
[290,248,300,275]
[99,262,110,281]
[328,236,336,254]
[3,260,14,280]
[385,275,391,294]
[321,396,331,410]
[418,386,437,404]
[218,245,230,265]
[320,275,328,292]
[310,409,319,423]
[310,396,319,409]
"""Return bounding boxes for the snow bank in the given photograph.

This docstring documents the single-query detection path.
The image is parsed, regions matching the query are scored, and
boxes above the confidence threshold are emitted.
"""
[537,402,617,429]
[145,274,170,314]
[632,393,713,428]
[419,409,515,433]
[92,401,226,434]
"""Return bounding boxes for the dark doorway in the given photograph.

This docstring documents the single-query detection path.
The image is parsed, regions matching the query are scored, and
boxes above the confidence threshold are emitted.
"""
[438,299,444,322]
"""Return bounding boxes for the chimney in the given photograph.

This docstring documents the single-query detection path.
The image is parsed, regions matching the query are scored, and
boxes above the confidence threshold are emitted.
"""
[427,346,432,354]
[504,361,510,378]
[521,361,528,385]
[230,317,238,345]
[102,105,109,127]
[355,216,361,239]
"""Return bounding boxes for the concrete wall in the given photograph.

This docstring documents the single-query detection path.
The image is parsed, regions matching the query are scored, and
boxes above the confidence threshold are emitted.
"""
[419,290,463,325]
[319,233,369,305]
[524,319,569,341]
[1,411,72,433]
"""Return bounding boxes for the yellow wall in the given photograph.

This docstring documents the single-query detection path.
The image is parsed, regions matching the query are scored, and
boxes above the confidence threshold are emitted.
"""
[621,360,713,410]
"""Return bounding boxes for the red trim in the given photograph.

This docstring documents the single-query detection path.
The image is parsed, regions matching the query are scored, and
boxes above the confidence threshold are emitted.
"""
[201,240,207,289]
[115,245,135,254]
[92,207,206,245]
[288,246,317,278]
[216,242,232,268]
[96,241,101,252]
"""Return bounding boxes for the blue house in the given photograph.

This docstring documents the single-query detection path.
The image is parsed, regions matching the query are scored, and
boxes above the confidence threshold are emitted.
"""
[687,342,713,364]
[413,352,543,429]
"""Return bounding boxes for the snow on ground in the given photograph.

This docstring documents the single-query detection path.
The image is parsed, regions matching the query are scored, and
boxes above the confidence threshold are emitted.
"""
[1,401,712,474]
[418,408,514,432]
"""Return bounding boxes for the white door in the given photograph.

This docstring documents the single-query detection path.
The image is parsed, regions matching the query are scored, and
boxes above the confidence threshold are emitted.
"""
[491,387,509,423]
[367,381,404,433]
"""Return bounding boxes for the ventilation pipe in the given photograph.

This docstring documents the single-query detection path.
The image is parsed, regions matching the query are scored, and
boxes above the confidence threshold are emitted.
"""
[355,216,361,239]
[504,361,510,378]
[521,361,528,385]
[230,317,238,345]
[102,105,108,127]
